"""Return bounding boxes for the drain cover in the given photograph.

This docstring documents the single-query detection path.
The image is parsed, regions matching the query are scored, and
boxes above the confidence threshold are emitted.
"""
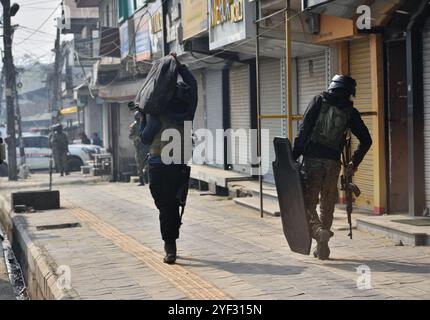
[36,223,81,231]
[391,219,430,226]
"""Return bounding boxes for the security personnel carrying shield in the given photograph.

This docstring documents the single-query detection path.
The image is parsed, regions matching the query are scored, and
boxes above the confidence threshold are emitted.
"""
[292,75,372,260]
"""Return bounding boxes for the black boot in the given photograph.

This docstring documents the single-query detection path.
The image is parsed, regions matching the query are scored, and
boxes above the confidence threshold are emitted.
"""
[314,229,331,260]
[163,241,177,264]
[138,176,145,186]
[60,171,64,177]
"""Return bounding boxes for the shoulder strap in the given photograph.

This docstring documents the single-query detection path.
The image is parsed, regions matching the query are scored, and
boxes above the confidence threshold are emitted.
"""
[303,94,324,154]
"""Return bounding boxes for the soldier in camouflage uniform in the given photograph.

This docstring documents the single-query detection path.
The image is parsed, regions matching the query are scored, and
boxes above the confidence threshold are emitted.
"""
[293,75,372,260]
[129,111,149,186]
[49,124,69,176]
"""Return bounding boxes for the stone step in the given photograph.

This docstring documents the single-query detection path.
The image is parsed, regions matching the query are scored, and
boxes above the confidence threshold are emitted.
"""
[233,196,280,217]
[356,215,430,246]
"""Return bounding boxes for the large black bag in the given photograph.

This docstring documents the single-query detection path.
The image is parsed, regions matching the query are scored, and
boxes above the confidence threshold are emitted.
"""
[135,56,179,114]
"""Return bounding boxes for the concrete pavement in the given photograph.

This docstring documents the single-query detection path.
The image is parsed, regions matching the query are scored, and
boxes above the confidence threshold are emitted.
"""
[0,173,429,299]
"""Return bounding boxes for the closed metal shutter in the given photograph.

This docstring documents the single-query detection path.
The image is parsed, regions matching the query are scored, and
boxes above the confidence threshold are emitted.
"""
[192,69,206,131]
[229,64,251,174]
[349,37,374,210]
[260,58,282,183]
[205,69,224,168]
[297,50,330,115]
[423,19,430,209]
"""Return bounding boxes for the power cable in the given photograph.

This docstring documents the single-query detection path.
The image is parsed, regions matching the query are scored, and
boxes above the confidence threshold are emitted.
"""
[15,2,61,45]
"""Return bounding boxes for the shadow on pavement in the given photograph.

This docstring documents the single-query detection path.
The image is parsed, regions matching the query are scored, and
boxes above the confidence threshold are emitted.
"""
[177,256,307,276]
[324,258,430,274]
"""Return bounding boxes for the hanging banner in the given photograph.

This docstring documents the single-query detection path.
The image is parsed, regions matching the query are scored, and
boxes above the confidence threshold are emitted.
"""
[182,0,208,40]
[119,22,129,60]
[134,9,151,61]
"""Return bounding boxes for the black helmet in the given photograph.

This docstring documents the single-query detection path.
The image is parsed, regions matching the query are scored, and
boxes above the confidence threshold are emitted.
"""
[52,123,62,132]
[328,74,357,97]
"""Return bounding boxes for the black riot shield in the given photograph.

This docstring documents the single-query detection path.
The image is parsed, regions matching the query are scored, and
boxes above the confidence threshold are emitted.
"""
[272,137,312,255]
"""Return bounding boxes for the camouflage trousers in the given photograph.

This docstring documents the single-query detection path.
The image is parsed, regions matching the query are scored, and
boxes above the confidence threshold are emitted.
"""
[53,151,68,173]
[135,146,149,177]
[303,157,341,240]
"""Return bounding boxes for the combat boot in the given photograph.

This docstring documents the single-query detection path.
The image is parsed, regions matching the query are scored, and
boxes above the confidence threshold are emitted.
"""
[163,241,177,264]
[138,176,145,186]
[313,229,331,260]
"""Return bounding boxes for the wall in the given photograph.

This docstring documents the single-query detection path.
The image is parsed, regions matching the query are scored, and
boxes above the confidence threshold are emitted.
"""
[118,103,135,173]
[84,99,103,139]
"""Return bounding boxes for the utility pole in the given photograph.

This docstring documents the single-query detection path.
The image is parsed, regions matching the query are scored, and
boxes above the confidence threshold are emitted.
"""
[50,26,61,122]
[2,0,19,180]
[0,65,5,119]
[14,69,25,165]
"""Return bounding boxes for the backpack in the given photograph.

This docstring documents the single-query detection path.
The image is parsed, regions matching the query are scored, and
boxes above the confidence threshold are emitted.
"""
[310,96,352,151]
[135,56,179,114]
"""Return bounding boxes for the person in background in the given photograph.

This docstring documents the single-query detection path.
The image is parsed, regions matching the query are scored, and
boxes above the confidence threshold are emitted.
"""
[92,132,102,146]
[48,124,69,176]
[129,111,149,186]
[80,132,91,144]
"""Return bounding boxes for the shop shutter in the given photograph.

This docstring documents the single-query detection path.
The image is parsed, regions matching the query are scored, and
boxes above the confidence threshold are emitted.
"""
[205,69,224,168]
[423,19,430,209]
[229,64,251,174]
[349,37,374,210]
[297,50,330,115]
[260,58,282,183]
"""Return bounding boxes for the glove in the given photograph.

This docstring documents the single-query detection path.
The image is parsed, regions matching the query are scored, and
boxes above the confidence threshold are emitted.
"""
[346,161,357,176]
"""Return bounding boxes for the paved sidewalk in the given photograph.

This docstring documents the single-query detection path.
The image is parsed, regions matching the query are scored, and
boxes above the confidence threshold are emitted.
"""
[1,176,429,299]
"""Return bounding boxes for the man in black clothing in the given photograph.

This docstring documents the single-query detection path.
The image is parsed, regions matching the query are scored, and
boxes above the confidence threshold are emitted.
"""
[292,74,372,260]
[141,53,198,264]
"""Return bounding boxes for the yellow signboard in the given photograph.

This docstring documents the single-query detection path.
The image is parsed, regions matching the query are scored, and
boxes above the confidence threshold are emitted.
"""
[60,106,78,115]
[182,0,208,40]
[210,0,243,28]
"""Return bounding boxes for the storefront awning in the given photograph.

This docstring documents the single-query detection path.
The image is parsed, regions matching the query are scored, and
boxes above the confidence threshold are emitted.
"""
[98,79,146,103]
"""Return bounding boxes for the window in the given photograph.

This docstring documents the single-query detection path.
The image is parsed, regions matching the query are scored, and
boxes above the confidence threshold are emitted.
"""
[23,137,40,148]
[22,137,49,148]
[118,0,137,22]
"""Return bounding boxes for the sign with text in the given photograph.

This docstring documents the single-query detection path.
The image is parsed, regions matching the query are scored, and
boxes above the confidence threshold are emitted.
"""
[209,0,255,50]
[119,22,129,60]
[182,0,208,40]
[134,10,151,61]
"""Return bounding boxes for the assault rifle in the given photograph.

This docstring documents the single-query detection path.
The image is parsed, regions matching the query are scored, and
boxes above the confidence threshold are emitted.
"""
[176,165,191,226]
[340,132,361,239]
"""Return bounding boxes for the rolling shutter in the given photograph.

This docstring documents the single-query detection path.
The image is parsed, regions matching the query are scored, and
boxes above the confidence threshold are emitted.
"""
[297,50,330,115]
[192,69,206,131]
[423,19,430,209]
[229,64,251,174]
[205,69,224,168]
[260,58,282,183]
[349,37,374,210]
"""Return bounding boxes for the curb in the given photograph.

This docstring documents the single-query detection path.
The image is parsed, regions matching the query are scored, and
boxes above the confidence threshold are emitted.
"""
[0,193,78,300]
